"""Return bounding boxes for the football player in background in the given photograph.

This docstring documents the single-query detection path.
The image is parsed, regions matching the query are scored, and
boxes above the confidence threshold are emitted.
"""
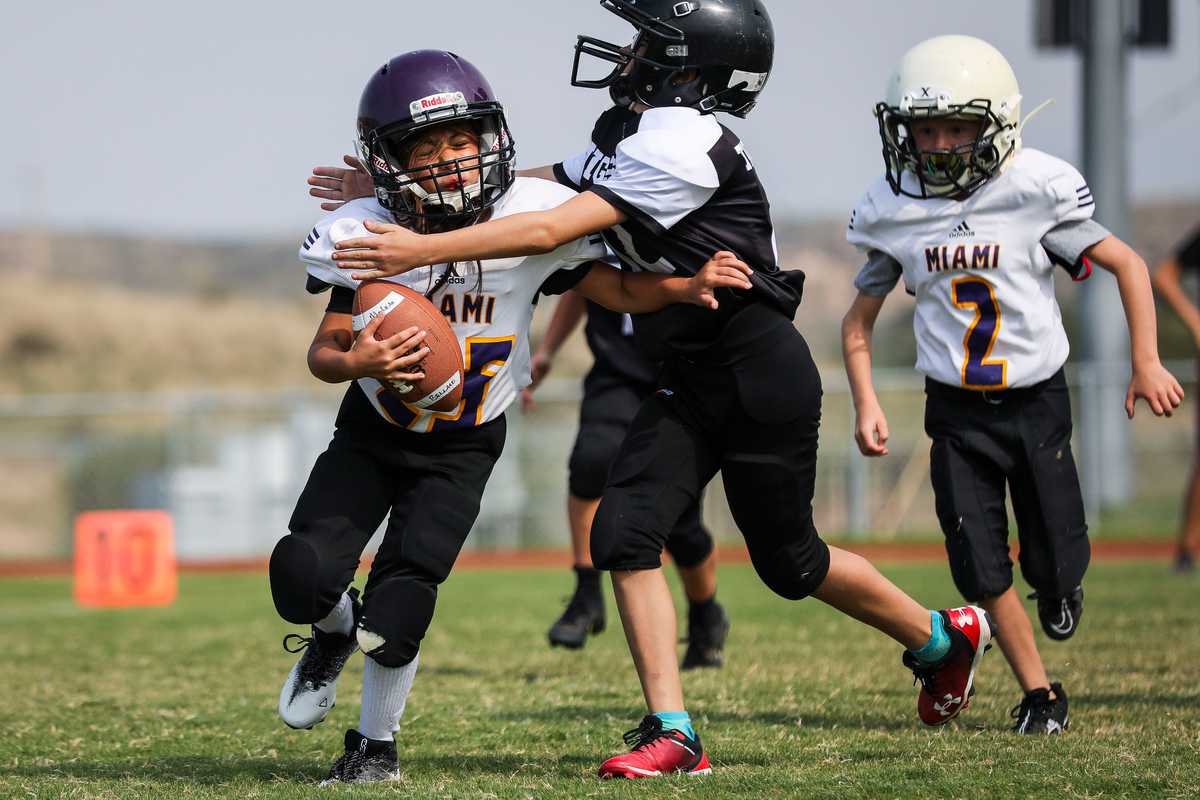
[520,288,730,667]
[1150,224,1200,572]
[325,1,997,778]
[842,35,1183,734]
[274,49,754,785]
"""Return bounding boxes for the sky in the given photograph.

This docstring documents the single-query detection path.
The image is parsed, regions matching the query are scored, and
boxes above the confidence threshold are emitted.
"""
[2,0,1198,240]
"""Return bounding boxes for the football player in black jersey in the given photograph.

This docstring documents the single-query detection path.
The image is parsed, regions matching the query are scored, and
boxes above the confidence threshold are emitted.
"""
[520,288,729,667]
[319,0,996,779]
[1152,223,1200,572]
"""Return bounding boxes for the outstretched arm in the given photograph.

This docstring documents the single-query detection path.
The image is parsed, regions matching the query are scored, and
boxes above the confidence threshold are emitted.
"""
[1086,236,1184,417]
[517,165,559,182]
[573,252,752,315]
[842,292,890,456]
[333,191,625,280]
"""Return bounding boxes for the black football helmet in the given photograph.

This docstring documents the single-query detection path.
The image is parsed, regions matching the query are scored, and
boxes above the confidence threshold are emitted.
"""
[572,0,774,118]
[356,50,516,227]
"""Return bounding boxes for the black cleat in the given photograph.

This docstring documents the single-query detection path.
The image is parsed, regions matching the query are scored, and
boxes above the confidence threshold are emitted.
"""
[548,578,605,649]
[1028,586,1083,641]
[319,729,400,785]
[681,600,730,670]
[1010,682,1069,734]
[278,588,361,730]
[1175,549,1195,574]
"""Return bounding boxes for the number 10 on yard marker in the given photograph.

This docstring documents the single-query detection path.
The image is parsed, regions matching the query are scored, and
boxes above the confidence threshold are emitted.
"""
[74,511,177,608]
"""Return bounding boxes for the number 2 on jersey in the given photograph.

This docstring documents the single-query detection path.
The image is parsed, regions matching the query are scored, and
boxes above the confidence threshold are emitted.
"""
[951,277,1007,390]
[378,336,514,431]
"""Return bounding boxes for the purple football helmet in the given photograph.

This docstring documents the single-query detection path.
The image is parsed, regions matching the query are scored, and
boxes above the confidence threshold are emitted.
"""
[357,50,516,225]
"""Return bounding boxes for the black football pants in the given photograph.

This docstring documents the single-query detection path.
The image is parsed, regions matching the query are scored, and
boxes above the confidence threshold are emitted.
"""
[590,349,830,601]
[924,369,1090,601]
[569,368,713,568]
[270,397,505,668]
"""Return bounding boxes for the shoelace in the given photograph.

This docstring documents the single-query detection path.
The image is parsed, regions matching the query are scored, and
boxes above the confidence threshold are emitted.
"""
[1009,692,1053,732]
[905,656,939,695]
[282,632,345,688]
[622,717,674,750]
[282,633,312,654]
[330,738,371,780]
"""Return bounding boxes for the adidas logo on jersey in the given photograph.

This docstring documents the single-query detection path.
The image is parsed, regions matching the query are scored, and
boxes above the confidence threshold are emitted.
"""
[948,220,975,239]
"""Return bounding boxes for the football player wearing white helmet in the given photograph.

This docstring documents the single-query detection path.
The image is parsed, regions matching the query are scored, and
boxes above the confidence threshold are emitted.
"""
[1151,224,1200,573]
[843,34,1184,734]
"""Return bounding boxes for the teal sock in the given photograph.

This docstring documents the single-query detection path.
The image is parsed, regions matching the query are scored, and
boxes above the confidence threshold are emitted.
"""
[909,611,950,665]
[653,711,695,739]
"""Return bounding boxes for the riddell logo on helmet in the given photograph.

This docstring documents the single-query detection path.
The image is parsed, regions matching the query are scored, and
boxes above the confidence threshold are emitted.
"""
[410,92,467,119]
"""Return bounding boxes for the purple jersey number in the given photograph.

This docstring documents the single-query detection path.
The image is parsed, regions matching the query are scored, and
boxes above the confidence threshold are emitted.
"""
[952,277,1007,390]
[377,336,515,431]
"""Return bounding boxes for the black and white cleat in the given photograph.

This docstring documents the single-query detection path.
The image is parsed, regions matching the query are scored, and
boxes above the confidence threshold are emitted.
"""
[278,588,361,730]
[319,729,400,786]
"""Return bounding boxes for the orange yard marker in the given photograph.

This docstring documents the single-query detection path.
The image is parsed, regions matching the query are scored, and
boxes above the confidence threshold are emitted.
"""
[74,511,177,608]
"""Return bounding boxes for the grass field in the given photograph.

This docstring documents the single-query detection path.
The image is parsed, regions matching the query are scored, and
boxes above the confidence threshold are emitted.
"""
[2,561,1198,799]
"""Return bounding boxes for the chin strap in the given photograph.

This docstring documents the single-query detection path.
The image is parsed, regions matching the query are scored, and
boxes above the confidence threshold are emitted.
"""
[1019,98,1055,134]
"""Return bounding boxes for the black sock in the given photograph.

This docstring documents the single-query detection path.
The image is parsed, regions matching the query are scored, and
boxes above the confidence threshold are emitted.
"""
[573,565,602,598]
[688,593,720,624]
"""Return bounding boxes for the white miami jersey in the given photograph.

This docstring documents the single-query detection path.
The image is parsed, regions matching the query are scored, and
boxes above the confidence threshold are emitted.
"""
[300,178,605,432]
[847,148,1096,390]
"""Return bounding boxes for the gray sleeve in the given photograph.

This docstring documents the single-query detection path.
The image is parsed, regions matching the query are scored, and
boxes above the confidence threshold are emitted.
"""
[853,249,903,296]
[1042,218,1111,276]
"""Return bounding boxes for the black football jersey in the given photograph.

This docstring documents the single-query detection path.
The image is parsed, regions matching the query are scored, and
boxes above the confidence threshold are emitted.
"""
[584,301,658,386]
[555,105,803,361]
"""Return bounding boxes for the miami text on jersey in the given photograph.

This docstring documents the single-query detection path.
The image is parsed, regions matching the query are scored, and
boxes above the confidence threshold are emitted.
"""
[438,293,497,325]
[925,243,1001,273]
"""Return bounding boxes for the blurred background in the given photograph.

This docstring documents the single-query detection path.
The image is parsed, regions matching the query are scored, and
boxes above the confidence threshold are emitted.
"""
[1,1,1198,564]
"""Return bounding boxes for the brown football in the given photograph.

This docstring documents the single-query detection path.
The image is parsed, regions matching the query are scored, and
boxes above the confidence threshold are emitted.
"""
[351,280,464,413]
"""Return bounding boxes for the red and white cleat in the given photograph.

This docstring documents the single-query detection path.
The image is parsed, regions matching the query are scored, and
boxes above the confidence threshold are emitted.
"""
[598,716,712,779]
[903,606,996,726]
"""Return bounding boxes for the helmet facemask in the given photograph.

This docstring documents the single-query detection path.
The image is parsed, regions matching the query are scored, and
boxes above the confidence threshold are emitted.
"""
[571,0,771,118]
[876,96,1020,199]
[360,108,515,230]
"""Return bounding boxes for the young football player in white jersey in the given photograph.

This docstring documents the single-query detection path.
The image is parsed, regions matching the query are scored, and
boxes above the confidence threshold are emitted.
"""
[842,34,1184,734]
[273,49,754,785]
[322,2,999,778]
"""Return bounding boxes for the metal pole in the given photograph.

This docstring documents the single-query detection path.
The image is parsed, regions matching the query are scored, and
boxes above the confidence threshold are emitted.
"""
[1080,0,1133,507]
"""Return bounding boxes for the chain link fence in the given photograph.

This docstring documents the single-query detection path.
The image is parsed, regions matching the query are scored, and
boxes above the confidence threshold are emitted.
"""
[0,361,1193,563]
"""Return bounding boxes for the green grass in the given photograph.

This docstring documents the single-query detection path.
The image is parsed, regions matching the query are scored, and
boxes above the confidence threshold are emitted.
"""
[2,562,1198,799]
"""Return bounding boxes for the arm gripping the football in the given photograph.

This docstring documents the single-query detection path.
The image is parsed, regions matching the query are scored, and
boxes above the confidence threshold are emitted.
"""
[307,311,430,385]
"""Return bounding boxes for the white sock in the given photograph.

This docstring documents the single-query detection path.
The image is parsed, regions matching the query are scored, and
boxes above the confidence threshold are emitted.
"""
[314,592,354,636]
[357,653,419,742]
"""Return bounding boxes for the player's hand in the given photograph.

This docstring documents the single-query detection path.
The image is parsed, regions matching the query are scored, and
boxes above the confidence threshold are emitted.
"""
[854,403,890,457]
[308,155,374,211]
[687,251,753,310]
[333,219,428,280]
[1125,361,1185,418]
[519,351,554,412]
[349,316,430,383]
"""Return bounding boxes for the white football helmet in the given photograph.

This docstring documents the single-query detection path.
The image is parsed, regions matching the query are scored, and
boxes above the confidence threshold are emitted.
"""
[875,35,1024,198]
